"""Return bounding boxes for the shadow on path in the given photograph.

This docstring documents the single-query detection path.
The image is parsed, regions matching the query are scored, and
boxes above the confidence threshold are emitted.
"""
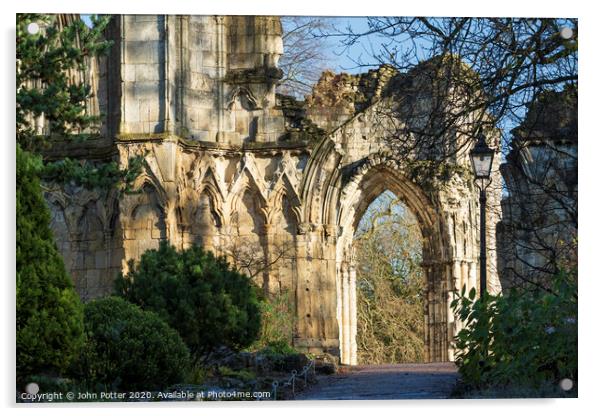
[296,363,459,400]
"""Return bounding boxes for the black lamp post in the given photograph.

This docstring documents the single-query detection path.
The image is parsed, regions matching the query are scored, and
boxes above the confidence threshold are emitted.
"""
[470,133,495,297]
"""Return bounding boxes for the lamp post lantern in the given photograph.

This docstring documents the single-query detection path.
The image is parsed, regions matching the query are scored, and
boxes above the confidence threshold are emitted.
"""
[470,133,495,297]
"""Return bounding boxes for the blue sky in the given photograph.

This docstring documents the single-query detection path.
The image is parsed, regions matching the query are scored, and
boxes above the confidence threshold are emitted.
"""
[81,14,92,27]
[314,17,434,74]
[320,17,381,74]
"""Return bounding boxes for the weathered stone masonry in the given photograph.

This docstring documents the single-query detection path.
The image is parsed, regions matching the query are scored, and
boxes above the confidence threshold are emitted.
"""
[45,15,502,364]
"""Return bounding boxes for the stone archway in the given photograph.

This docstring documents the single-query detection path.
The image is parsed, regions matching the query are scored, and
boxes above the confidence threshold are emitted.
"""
[296,114,493,363]
[334,162,451,365]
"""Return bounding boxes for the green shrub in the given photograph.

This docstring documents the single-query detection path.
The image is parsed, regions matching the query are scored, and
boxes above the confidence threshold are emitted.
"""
[77,296,190,390]
[259,340,298,356]
[250,290,296,351]
[452,269,577,393]
[16,144,84,381]
[115,242,262,362]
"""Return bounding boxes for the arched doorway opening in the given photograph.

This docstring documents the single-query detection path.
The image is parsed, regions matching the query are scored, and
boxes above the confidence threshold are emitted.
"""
[335,162,452,365]
[353,190,425,364]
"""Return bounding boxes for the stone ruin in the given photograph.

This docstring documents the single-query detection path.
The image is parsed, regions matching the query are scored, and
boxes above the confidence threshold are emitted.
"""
[497,87,578,288]
[43,15,507,364]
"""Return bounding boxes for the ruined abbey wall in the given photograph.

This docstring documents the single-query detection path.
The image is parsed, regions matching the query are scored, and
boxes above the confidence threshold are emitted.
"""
[44,15,502,364]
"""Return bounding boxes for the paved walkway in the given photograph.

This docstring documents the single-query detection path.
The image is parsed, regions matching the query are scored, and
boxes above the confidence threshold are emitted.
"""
[296,363,459,400]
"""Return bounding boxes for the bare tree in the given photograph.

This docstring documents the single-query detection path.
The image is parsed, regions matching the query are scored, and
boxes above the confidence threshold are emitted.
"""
[278,16,334,98]
[354,192,425,364]
[323,18,578,289]
[335,18,576,135]
[221,236,296,293]
[305,18,574,163]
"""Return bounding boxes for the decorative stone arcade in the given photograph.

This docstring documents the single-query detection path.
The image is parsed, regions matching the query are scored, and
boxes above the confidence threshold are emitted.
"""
[44,14,502,365]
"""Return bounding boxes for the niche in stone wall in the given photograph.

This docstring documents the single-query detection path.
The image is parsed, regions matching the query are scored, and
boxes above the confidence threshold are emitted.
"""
[228,87,259,143]
[234,188,264,237]
[229,187,267,284]
[191,190,221,251]
[47,200,72,270]
[269,193,298,291]
[125,184,167,262]
[74,202,105,300]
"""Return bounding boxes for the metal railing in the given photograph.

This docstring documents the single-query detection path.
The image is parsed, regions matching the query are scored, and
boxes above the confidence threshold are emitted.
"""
[270,360,316,400]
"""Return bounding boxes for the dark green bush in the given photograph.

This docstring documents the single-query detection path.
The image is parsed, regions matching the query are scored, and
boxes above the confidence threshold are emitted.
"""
[115,242,262,362]
[452,269,577,393]
[16,144,84,381]
[78,296,190,390]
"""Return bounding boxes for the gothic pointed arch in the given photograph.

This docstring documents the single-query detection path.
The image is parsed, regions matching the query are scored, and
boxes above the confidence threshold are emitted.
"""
[228,158,269,229]
[266,172,302,227]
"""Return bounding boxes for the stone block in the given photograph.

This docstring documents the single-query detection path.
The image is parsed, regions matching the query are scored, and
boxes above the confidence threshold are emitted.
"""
[193,109,212,131]
[84,253,95,269]
[189,72,210,91]
[86,269,101,291]
[125,21,162,42]
[124,65,136,82]
[193,18,214,35]
[139,99,160,122]
[187,32,204,51]
[94,250,107,269]
[188,130,211,141]
[188,53,204,71]
[124,97,140,122]
[72,270,85,289]
[139,240,160,255]
[100,272,116,291]
[111,248,126,268]
[228,52,255,70]
[202,59,218,74]
[259,115,285,135]
[123,121,145,134]
[88,238,104,251]
[133,82,161,101]
[74,252,85,270]
[184,89,214,108]
[142,120,163,134]
[153,140,176,182]
[134,15,159,23]
[150,226,164,239]
[199,33,216,53]
[125,41,161,65]
[135,64,160,82]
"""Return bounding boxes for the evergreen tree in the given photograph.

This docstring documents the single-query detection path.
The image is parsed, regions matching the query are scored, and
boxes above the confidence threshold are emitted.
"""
[15,14,125,382]
[17,13,143,189]
[17,14,110,152]
[115,243,262,363]
[16,144,84,380]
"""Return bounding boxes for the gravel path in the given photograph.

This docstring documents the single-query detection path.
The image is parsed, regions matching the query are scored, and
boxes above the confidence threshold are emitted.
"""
[296,363,459,400]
